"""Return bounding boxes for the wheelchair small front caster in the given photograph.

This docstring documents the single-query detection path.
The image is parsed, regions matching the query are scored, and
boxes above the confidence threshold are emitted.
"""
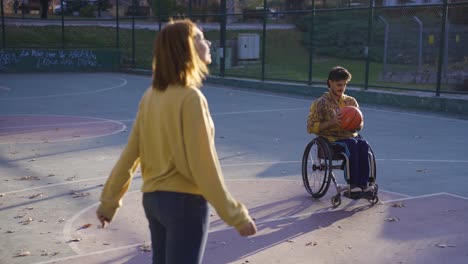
[331,195,341,208]
[368,195,379,205]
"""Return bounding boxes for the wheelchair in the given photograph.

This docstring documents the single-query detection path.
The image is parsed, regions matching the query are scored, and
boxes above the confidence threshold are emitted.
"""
[301,135,378,208]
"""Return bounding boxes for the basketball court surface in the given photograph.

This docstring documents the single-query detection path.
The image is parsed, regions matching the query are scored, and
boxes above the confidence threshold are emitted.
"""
[1,72,467,264]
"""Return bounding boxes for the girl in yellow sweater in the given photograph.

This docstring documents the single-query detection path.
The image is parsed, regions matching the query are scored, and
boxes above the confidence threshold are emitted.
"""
[96,19,257,264]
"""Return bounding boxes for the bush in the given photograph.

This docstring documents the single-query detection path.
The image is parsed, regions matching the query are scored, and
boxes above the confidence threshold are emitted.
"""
[297,9,377,60]
[80,4,96,17]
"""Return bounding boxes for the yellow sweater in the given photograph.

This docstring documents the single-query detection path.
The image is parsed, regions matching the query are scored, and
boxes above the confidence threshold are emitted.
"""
[98,85,251,231]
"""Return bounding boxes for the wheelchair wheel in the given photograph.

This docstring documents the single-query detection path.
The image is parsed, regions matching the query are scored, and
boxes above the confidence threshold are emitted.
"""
[302,137,332,198]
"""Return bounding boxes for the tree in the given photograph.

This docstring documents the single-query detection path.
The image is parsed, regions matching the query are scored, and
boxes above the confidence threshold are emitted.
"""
[285,0,305,10]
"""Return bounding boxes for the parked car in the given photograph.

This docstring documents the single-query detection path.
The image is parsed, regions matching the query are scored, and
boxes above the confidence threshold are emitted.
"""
[53,2,67,15]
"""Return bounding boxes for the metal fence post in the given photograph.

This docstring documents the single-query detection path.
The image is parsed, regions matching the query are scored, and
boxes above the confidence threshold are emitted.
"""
[60,0,65,49]
[220,0,226,77]
[364,0,375,90]
[1,0,5,49]
[132,15,135,66]
[436,0,448,96]
[261,0,267,81]
[157,0,161,30]
[378,16,389,74]
[116,0,120,50]
[307,0,316,85]
[413,16,423,71]
[188,0,192,19]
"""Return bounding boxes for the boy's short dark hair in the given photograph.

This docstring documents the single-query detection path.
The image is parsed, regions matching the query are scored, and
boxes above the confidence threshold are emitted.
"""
[327,66,352,87]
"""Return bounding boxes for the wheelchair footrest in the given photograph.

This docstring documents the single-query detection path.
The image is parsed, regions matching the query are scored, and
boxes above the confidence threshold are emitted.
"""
[343,189,377,200]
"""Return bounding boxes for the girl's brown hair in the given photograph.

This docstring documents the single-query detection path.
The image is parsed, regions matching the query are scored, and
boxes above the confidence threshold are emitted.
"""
[152,19,209,91]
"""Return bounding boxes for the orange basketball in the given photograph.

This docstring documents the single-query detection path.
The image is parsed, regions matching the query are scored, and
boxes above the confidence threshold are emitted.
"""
[340,106,363,130]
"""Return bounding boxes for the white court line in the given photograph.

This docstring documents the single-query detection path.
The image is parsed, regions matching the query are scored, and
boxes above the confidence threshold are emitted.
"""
[63,202,99,255]
[212,107,307,116]
[381,192,449,204]
[3,158,468,195]
[1,120,124,130]
[0,107,307,131]
[0,85,12,91]
[0,114,127,145]
[439,192,468,201]
[0,124,126,145]
[376,158,468,163]
[0,77,128,100]
[31,243,143,264]
[209,85,468,123]
[1,176,114,195]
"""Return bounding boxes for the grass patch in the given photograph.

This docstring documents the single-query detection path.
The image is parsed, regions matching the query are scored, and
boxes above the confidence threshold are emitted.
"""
[2,25,460,93]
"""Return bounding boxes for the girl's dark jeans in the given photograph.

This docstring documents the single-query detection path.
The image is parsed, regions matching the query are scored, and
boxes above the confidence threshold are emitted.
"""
[142,191,209,264]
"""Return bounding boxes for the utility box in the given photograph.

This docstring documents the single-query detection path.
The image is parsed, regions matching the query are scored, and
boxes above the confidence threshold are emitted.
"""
[237,34,260,60]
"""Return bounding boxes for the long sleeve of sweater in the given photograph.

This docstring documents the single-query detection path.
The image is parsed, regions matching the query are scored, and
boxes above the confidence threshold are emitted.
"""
[98,111,141,221]
[182,92,251,231]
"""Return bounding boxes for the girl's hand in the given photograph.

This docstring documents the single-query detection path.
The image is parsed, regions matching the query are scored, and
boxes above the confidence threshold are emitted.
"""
[96,211,111,228]
[237,220,257,237]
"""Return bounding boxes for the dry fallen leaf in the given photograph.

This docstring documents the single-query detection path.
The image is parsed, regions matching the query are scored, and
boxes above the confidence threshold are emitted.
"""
[385,217,400,222]
[15,250,31,257]
[66,176,77,181]
[21,218,33,225]
[29,193,43,199]
[71,191,90,198]
[19,176,40,181]
[391,202,406,208]
[139,244,151,252]
[76,223,92,230]
[67,238,81,243]
[436,243,456,248]
[306,241,318,246]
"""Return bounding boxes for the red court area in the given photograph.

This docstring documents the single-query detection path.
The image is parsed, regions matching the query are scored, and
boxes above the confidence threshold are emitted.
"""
[0,115,125,144]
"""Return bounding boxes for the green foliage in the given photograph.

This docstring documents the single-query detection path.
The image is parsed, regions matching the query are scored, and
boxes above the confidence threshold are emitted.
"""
[80,5,96,17]
[190,1,220,23]
[296,9,374,60]
[152,0,187,19]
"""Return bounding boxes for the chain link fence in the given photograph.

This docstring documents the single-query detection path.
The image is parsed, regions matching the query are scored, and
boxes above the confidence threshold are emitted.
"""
[1,0,467,95]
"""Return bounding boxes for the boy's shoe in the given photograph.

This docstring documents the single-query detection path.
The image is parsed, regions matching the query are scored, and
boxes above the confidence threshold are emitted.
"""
[350,185,363,193]
[349,185,373,193]
[361,185,374,193]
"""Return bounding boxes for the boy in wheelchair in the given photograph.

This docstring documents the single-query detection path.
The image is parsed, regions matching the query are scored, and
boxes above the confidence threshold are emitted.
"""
[307,66,374,194]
